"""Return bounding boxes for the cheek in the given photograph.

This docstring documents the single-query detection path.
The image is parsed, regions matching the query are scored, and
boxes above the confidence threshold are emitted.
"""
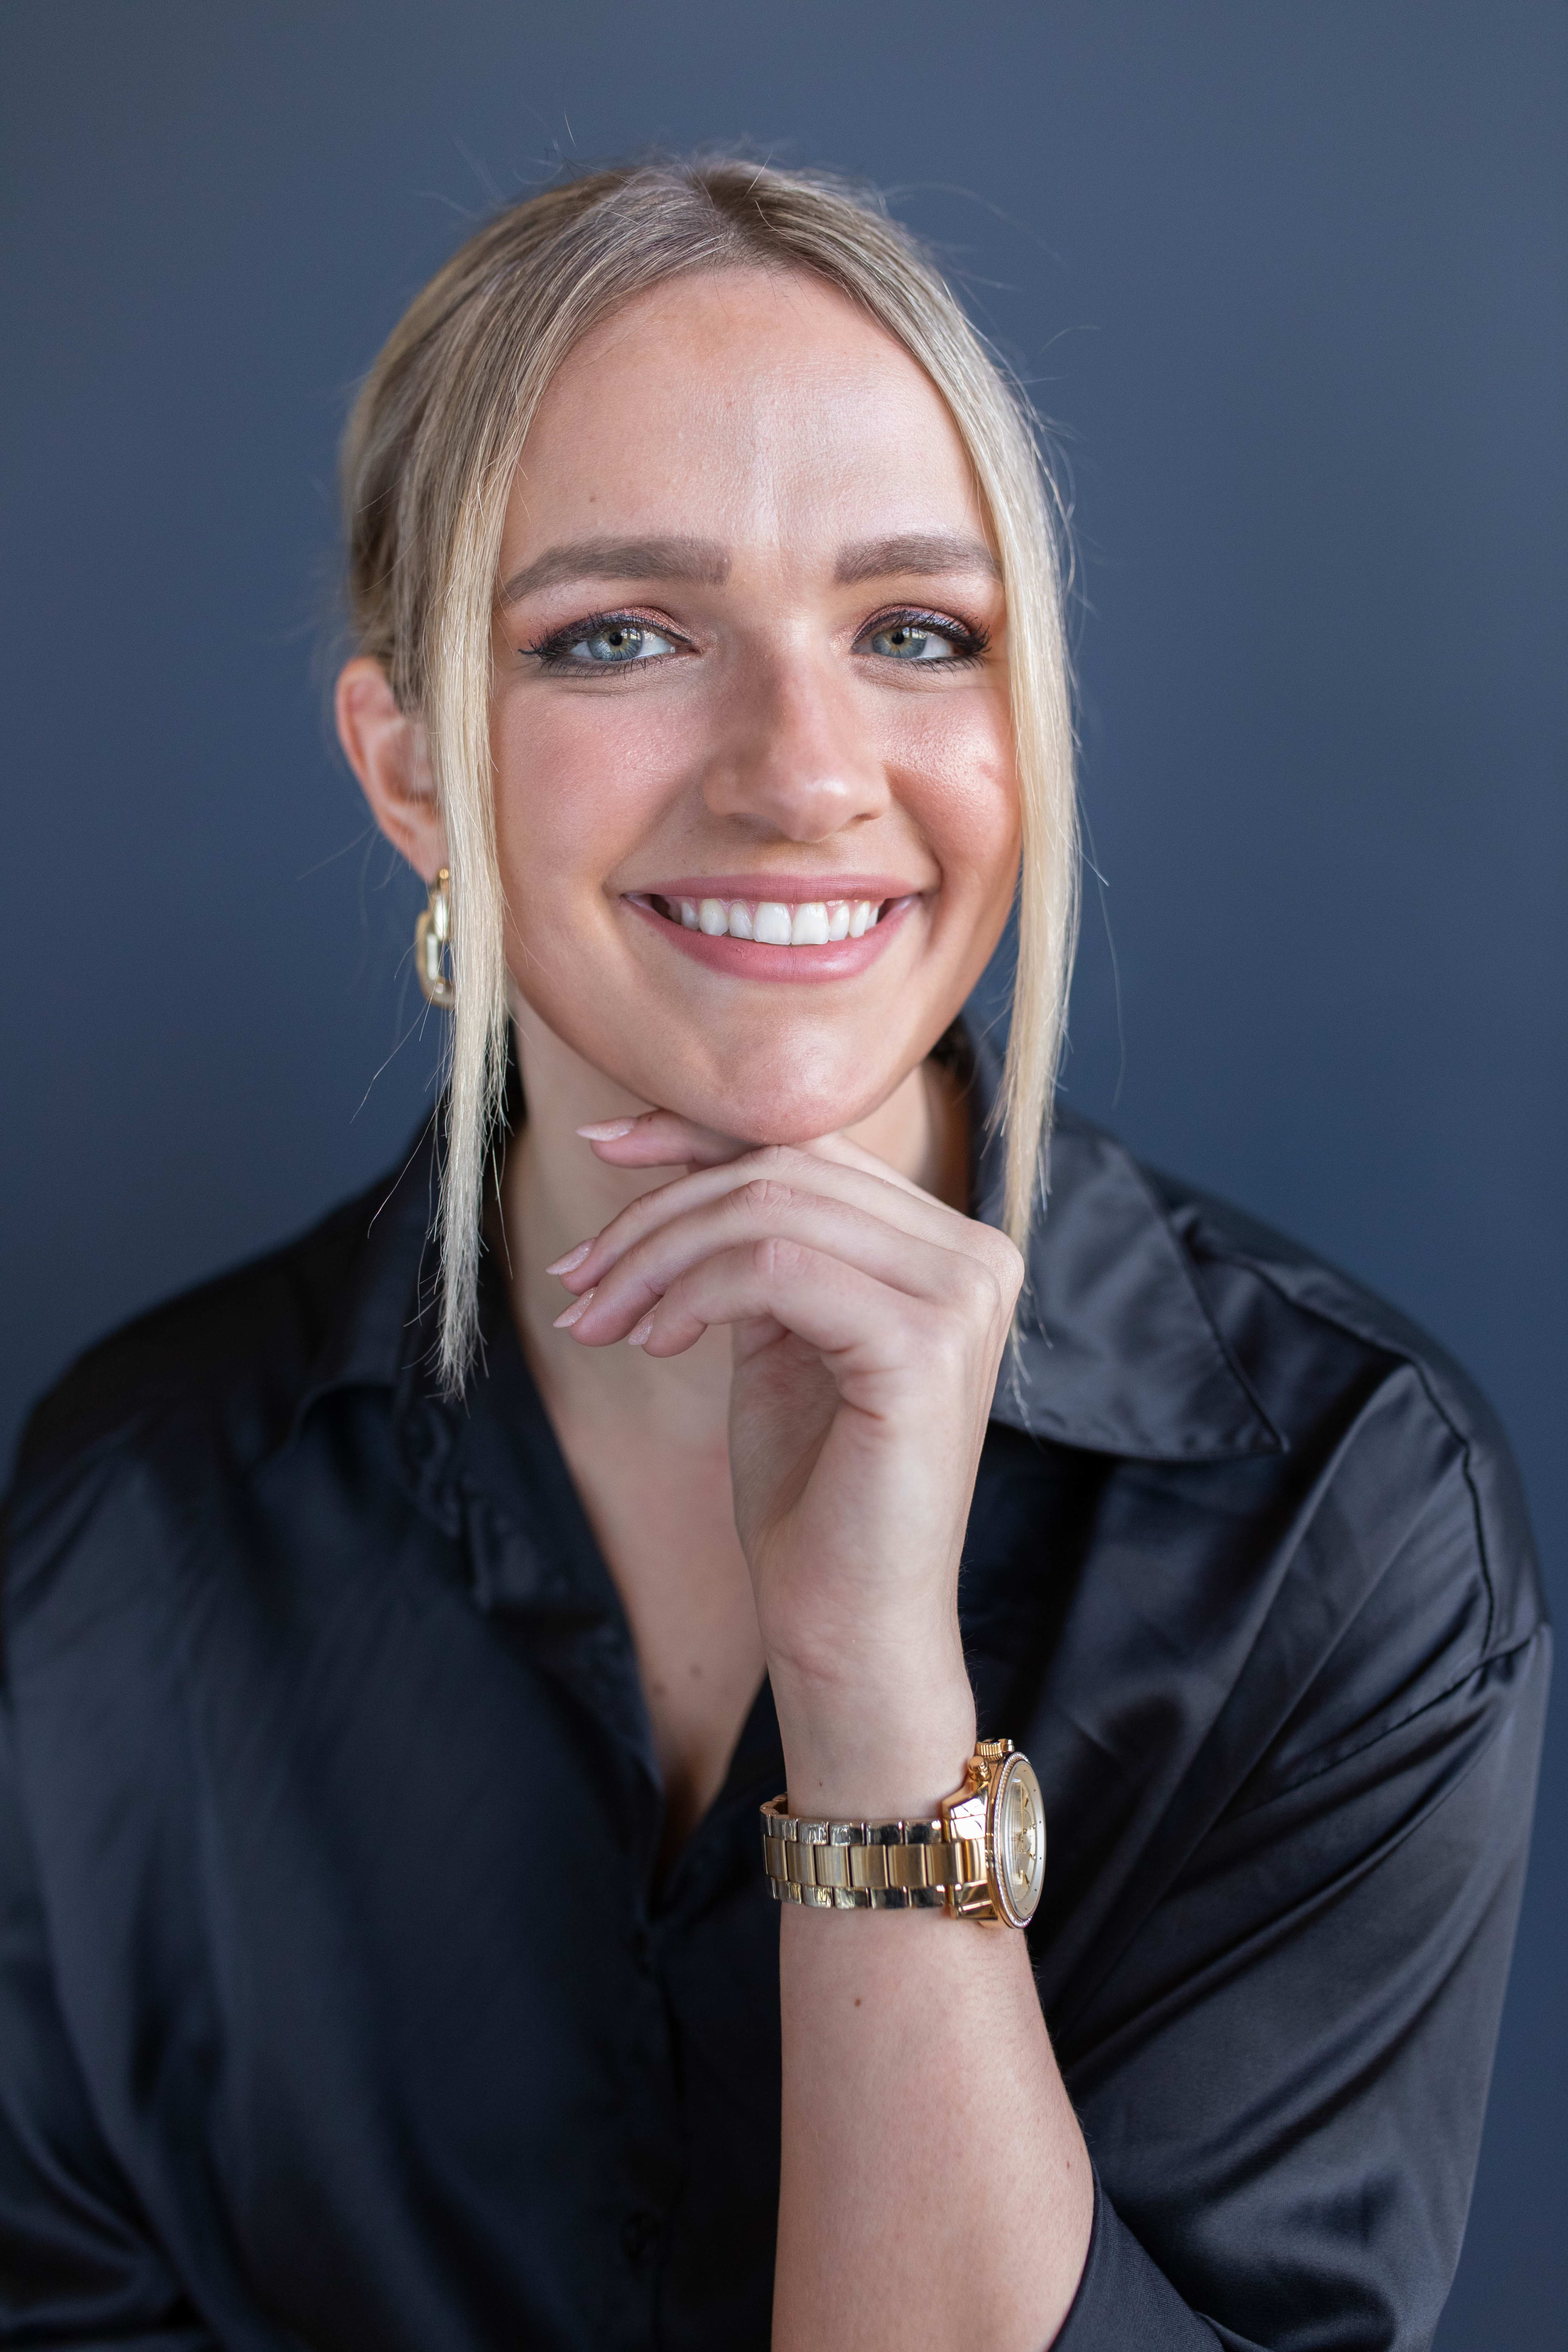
[884,697,1021,895]
[488,688,690,917]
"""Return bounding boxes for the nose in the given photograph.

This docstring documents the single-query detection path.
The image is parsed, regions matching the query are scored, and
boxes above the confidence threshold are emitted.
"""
[698,647,889,842]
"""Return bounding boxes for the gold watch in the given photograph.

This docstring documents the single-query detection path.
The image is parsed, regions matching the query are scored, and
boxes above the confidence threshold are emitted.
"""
[760,1738,1046,1927]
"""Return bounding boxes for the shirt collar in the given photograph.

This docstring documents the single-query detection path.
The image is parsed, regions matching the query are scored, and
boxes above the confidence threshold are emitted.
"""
[962,1022,1281,1461]
[300,1018,1281,1466]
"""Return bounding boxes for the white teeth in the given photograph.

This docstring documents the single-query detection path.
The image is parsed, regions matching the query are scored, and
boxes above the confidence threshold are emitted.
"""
[665,893,885,944]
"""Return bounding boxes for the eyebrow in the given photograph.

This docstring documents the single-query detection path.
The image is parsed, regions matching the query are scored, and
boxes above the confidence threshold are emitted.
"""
[833,532,1001,585]
[496,527,1001,608]
[497,537,731,607]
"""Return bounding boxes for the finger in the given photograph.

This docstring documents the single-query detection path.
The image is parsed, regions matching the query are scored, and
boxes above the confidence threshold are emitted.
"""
[626,1236,934,1367]
[578,1110,932,1200]
[574,1098,943,1202]
[576,1109,751,1171]
[559,1181,1002,1346]
[554,1141,986,1297]
[784,1125,935,1203]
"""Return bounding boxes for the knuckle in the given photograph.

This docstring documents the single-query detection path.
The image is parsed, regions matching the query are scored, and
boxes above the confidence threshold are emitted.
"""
[754,1234,807,1282]
[975,1219,1021,1275]
[734,1175,792,1218]
[945,1252,1002,1322]
[993,1230,1027,1287]
[976,1229,1025,1307]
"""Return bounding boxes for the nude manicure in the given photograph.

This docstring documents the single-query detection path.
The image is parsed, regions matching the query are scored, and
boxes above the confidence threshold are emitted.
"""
[552,1290,596,1330]
[626,1315,656,1348]
[576,1119,637,1141]
[545,1241,592,1276]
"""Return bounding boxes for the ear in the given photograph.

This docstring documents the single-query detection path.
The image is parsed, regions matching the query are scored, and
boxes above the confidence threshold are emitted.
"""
[335,657,448,883]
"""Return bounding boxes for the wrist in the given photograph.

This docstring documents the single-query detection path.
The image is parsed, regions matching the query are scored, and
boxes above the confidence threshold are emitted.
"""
[771,1663,977,1823]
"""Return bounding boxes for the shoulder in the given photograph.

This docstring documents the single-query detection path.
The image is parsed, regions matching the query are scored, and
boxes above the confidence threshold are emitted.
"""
[1027,1118,1549,1844]
[1136,1149,1548,1690]
[1016,1101,1545,1762]
[11,1192,366,1501]
[1147,1151,1503,1437]
[2,1142,430,1616]
[1025,1110,1535,1583]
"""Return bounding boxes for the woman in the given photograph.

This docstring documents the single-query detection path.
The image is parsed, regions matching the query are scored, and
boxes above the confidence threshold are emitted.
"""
[0,158,1547,2352]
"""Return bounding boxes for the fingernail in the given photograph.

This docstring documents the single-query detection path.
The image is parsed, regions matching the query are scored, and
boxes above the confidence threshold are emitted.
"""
[552,1289,596,1330]
[576,1118,637,1141]
[626,1314,655,1348]
[544,1240,592,1276]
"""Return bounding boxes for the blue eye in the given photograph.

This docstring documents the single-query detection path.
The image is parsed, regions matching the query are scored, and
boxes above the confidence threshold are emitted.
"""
[566,620,678,665]
[861,615,986,664]
[869,622,945,660]
[527,614,684,671]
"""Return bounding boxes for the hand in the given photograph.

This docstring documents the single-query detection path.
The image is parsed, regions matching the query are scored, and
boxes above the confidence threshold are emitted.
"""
[549,1109,1024,1814]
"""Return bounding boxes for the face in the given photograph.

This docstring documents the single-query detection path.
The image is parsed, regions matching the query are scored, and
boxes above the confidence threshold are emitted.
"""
[490,267,1020,1143]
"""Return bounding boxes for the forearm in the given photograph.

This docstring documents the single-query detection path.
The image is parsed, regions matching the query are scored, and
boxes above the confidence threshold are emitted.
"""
[771,1674,1092,2352]
[555,1109,1091,2338]
[775,1900,1091,2352]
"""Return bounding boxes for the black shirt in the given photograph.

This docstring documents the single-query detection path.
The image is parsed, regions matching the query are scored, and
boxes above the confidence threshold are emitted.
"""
[0,1030,1548,2351]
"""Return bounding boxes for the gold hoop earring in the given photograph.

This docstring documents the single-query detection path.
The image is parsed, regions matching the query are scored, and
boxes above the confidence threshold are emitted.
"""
[415,867,455,1008]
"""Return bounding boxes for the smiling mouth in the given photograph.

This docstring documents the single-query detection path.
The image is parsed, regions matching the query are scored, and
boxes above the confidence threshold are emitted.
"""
[634,892,893,946]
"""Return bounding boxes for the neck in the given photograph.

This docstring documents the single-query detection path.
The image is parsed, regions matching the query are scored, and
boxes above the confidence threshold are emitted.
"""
[499,1001,968,1445]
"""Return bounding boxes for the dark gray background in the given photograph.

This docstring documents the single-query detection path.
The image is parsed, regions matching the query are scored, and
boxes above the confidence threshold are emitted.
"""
[2,4,1562,2343]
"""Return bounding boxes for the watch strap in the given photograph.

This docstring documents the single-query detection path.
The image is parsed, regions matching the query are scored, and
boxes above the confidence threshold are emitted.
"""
[759,1794,990,1912]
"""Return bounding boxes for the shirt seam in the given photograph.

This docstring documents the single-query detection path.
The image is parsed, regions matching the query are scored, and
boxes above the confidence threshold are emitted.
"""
[1185,1237,1501,1655]
[1220,1624,1547,1822]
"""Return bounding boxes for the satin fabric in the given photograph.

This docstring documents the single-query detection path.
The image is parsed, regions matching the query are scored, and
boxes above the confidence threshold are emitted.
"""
[0,1027,1547,2350]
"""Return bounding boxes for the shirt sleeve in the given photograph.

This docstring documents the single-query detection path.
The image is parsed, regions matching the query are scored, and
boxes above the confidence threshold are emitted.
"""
[1049,1617,1550,2352]
[1054,2173,1224,2348]
[0,1701,223,2350]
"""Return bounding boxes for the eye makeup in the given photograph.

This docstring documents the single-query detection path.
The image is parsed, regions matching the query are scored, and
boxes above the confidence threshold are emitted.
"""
[521,610,691,672]
[518,601,992,675]
[853,606,991,666]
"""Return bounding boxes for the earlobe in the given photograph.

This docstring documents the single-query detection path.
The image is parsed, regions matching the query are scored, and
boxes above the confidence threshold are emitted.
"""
[335,656,448,882]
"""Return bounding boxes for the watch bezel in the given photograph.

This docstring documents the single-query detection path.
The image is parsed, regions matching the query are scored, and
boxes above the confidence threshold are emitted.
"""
[987,1748,1046,1928]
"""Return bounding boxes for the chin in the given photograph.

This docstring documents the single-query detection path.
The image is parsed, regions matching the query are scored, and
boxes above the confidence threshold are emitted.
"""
[673,1054,904,1147]
[540,993,924,1145]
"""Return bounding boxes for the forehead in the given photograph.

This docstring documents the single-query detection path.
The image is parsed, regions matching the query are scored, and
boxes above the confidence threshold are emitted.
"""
[504,268,987,553]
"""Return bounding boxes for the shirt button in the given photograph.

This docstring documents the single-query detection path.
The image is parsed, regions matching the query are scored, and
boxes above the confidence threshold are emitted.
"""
[621,2210,661,2266]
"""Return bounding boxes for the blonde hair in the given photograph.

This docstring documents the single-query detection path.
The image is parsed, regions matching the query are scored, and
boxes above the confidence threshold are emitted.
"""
[342,156,1078,1387]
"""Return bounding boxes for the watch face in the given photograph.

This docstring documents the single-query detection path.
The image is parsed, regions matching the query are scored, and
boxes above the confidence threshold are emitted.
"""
[992,1753,1046,1927]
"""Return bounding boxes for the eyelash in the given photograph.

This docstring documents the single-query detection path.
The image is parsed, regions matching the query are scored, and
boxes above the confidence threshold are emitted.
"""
[523,610,678,672]
[863,606,991,666]
[520,605,991,672]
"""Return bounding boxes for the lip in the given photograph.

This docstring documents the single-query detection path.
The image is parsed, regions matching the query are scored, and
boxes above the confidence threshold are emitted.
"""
[623,886,923,983]
[636,873,926,905]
